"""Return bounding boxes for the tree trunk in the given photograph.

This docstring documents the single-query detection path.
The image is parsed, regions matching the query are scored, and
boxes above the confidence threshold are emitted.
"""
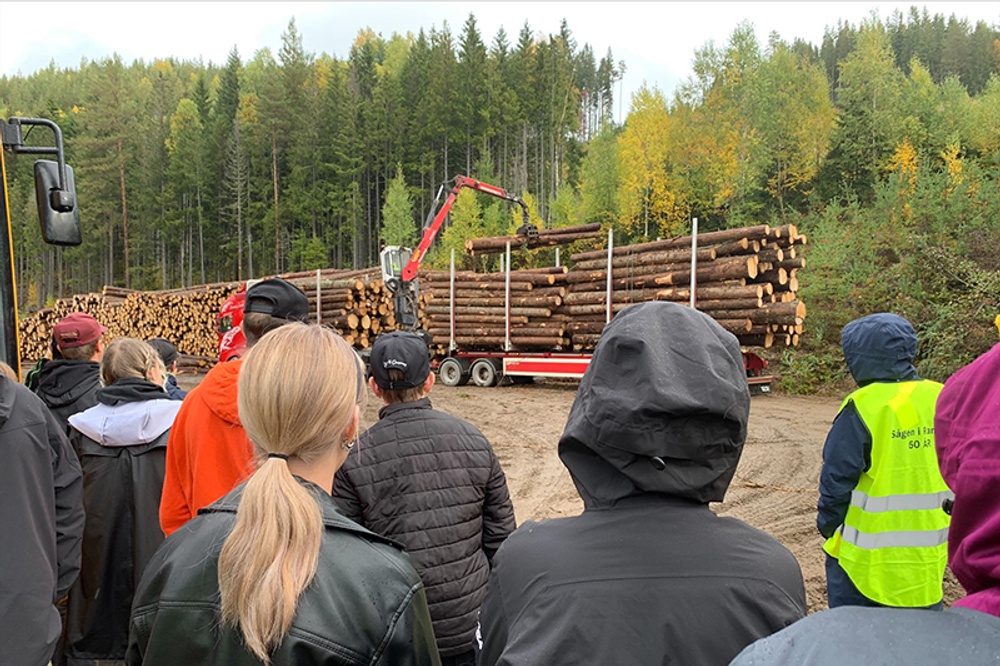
[118,138,130,289]
[272,128,280,274]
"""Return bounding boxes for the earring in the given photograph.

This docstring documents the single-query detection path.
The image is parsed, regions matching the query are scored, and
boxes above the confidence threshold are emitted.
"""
[341,437,355,451]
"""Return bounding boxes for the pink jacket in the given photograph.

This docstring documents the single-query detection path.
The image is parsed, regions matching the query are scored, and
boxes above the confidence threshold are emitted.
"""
[934,343,1000,616]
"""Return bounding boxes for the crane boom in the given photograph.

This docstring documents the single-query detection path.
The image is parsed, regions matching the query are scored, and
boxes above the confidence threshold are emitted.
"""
[400,175,531,282]
[381,175,535,330]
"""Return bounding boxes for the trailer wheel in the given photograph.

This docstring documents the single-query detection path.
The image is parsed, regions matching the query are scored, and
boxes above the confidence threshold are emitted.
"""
[438,357,469,387]
[470,359,500,387]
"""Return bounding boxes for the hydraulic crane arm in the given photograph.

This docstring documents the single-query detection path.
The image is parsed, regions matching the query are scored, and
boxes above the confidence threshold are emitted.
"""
[382,175,535,331]
[399,175,533,282]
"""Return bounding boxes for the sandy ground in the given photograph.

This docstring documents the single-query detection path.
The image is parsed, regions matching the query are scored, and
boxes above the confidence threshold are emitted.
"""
[178,373,961,613]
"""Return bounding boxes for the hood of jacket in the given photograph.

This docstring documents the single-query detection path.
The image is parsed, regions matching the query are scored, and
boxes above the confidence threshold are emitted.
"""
[934,342,1000,616]
[558,301,750,507]
[69,396,181,447]
[34,359,101,407]
[97,376,169,405]
[194,358,242,425]
[841,313,919,386]
[0,374,19,429]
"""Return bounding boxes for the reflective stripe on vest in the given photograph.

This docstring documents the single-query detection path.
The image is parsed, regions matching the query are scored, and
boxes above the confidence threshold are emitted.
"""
[823,379,950,607]
[850,489,954,514]
[840,525,950,550]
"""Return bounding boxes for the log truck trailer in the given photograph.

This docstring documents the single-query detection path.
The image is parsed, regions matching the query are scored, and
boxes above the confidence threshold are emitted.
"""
[380,175,773,394]
[216,174,773,394]
[1,117,82,377]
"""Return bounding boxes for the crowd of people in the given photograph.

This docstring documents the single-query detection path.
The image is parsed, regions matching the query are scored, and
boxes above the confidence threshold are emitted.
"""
[1,278,997,665]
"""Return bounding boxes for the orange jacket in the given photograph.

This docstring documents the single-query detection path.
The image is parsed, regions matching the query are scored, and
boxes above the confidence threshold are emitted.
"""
[159,359,253,536]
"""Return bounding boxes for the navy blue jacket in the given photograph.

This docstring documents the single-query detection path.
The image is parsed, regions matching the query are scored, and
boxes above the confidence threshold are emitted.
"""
[818,314,921,537]
[164,374,187,401]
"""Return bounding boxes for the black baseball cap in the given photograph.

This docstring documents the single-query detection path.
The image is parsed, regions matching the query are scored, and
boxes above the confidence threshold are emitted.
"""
[370,331,431,389]
[244,278,309,321]
[147,337,179,366]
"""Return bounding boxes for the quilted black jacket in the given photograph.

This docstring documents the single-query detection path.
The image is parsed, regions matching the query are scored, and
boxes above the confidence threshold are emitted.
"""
[332,397,516,657]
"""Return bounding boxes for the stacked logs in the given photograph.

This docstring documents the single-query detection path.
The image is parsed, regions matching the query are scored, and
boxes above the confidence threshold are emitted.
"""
[17,267,401,371]
[465,223,604,256]
[418,267,571,352]
[565,223,807,350]
[417,223,807,354]
[18,284,242,364]
[277,268,406,349]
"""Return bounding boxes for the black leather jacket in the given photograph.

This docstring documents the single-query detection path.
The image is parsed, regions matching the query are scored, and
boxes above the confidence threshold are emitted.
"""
[127,479,441,666]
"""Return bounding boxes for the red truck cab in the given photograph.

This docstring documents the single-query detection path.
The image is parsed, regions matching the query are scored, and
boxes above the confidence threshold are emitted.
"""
[217,285,247,362]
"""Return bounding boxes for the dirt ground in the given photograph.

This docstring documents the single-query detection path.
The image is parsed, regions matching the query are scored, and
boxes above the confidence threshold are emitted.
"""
[178,373,961,613]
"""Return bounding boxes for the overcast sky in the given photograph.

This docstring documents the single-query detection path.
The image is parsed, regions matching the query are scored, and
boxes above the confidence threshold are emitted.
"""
[1,2,997,122]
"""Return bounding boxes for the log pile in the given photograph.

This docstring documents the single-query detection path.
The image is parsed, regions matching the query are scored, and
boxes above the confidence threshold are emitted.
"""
[18,223,807,371]
[17,267,402,372]
[420,223,807,354]
[465,223,604,256]
[18,284,242,366]
[565,223,808,350]
[277,268,407,349]
[419,267,572,352]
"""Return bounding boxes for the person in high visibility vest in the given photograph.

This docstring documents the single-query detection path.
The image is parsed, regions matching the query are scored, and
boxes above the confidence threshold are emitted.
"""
[732,340,1000,665]
[818,313,951,608]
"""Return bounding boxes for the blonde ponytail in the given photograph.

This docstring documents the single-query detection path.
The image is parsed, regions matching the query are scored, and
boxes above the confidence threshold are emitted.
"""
[218,459,321,661]
[218,323,362,662]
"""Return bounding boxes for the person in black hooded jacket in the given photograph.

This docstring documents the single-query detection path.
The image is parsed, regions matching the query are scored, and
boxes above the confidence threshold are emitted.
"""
[478,301,807,666]
[34,312,107,434]
[63,338,180,665]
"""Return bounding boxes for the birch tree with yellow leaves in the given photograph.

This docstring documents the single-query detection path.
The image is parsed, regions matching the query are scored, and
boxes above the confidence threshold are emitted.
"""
[616,85,681,240]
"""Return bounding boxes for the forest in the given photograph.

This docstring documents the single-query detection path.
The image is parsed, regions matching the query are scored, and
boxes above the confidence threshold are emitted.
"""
[1,6,998,387]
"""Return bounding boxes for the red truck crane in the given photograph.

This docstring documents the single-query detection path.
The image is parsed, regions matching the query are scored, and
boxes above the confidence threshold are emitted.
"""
[380,174,537,330]
[381,175,773,394]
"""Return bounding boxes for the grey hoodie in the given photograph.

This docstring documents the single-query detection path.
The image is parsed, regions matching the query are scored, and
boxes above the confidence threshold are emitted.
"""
[0,374,84,666]
[68,398,180,447]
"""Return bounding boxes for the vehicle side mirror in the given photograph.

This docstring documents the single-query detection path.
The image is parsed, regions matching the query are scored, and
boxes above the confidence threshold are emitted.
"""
[34,159,81,246]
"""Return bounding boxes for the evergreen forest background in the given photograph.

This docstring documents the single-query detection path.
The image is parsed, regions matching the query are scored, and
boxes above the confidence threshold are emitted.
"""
[2,7,999,389]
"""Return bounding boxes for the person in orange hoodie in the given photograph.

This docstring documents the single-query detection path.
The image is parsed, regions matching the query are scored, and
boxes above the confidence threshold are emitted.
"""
[159,278,310,536]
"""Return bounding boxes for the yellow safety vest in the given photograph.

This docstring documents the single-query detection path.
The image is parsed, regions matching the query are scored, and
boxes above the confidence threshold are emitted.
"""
[823,380,951,607]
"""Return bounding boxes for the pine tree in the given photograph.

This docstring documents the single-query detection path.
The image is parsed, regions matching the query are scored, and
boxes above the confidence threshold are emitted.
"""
[381,164,417,246]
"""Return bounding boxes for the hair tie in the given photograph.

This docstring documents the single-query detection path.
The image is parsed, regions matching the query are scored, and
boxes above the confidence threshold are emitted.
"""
[267,452,289,461]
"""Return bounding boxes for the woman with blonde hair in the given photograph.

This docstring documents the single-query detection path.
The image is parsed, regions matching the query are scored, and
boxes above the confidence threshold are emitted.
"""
[127,323,440,665]
[63,337,179,665]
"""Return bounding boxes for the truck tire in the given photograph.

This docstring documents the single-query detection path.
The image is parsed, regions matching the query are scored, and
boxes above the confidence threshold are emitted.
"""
[470,359,500,387]
[438,357,469,387]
